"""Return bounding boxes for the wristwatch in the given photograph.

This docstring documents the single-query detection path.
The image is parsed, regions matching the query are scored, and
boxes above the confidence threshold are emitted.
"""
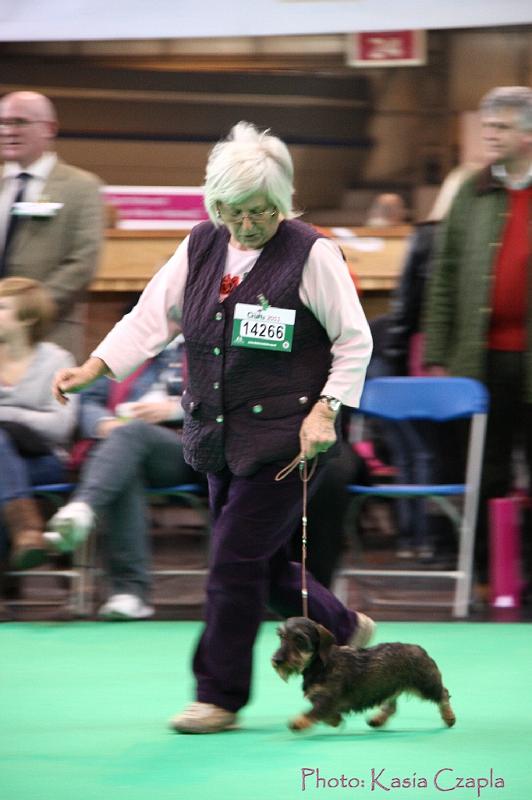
[318,395,341,413]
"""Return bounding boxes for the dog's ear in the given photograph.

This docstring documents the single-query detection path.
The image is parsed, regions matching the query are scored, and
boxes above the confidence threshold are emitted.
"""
[315,623,336,666]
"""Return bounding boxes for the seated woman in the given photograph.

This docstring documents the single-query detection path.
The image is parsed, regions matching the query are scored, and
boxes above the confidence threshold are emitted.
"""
[0,277,78,617]
[44,335,205,621]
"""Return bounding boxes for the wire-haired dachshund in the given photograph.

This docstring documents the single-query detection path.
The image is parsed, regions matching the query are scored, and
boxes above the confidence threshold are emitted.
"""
[272,617,456,732]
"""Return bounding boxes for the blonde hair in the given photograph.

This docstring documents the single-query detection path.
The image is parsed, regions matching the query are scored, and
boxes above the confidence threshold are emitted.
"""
[203,121,296,225]
[0,277,56,343]
[426,164,479,222]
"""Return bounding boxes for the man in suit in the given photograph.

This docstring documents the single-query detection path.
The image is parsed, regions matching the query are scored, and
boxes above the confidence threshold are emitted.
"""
[0,91,104,360]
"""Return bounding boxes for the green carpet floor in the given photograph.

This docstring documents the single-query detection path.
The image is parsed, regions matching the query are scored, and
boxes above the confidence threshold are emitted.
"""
[1,621,530,800]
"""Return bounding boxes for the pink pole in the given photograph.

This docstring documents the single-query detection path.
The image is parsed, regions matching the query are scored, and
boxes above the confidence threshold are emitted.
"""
[489,497,522,608]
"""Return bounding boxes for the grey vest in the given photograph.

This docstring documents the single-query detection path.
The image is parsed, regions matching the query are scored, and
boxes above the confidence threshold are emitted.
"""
[181,219,337,475]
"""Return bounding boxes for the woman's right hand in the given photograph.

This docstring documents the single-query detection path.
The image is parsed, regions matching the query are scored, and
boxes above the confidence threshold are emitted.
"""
[53,357,109,404]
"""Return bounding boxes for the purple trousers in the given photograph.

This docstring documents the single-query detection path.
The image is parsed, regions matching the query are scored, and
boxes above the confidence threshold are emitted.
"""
[193,459,358,712]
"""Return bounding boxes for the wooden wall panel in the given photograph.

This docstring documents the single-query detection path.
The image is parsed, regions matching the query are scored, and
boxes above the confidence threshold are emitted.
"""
[56,140,210,186]
[1,25,531,219]
[57,139,368,210]
[449,30,532,111]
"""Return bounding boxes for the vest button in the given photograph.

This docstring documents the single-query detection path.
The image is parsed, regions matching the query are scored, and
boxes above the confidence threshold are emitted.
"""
[252,404,263,414]
[215,311,223,321]
[213,381,220,389]
[298,396,308,405]
[216,414,224,423]
[213,346,221,356]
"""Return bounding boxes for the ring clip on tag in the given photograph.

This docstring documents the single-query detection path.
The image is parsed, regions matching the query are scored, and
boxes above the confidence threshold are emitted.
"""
[257,293,270,310]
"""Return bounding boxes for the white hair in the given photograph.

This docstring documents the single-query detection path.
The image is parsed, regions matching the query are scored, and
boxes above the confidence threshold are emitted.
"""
[480,86,532,132]
[203,121,296,225]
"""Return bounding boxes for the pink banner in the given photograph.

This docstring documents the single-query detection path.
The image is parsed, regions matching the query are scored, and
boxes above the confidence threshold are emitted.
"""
[103,186,208,229]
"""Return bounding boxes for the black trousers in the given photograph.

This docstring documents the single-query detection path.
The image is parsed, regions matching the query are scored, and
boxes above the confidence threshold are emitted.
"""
[290,441,365,588]
[476,350,532,580]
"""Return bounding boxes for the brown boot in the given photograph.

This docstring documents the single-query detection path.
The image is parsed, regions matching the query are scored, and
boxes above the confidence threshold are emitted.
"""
[3,497,47,570]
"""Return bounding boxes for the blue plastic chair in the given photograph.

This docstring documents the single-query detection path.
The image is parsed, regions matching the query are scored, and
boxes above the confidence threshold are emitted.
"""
[335,377,489,617]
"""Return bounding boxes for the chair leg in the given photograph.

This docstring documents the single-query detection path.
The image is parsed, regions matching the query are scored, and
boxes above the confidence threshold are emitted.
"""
[453,413,486,617]
[70,535,94,617]
[454,515,476,617]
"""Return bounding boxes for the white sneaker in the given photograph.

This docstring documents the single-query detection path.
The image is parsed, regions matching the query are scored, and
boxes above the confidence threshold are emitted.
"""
[169,702,238,734]
[98,593,154,621]
[348,612,376,649]
[44,501,94,553]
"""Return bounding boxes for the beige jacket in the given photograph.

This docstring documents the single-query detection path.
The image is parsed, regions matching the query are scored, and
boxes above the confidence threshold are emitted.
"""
[3,160,104,360]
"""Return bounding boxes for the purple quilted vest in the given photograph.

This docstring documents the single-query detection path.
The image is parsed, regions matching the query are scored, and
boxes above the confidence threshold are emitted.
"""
[181,219,336,475]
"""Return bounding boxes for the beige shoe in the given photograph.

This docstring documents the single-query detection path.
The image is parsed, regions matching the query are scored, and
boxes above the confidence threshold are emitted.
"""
[349,612,376,649]
[169,702,238,734]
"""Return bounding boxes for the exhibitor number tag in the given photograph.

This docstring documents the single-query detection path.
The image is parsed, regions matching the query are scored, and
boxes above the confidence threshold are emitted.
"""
[232,303,295,352]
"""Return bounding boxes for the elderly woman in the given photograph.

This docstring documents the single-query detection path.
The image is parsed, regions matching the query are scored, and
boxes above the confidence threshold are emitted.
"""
[0,277,77,617]
[52,122,373,732]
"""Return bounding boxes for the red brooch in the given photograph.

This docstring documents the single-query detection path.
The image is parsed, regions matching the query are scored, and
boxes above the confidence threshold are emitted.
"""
[220,275,240,296]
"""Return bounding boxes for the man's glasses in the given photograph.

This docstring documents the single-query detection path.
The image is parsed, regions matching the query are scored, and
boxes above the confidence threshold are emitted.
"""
[217,205,278,224]
[0,118,48,129]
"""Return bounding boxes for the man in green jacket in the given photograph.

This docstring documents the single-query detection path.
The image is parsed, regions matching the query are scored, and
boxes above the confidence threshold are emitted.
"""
[424,85,532,588]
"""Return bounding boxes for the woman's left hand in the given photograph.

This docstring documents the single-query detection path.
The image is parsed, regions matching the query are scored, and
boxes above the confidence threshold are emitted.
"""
[299,402,337,460]
[127,399,179,424]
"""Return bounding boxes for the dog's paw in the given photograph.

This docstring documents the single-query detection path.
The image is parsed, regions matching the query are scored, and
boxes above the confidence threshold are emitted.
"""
[289,714,314,732]
[441,704,456,728]
[367,711,389,728]
[323,713,342,728]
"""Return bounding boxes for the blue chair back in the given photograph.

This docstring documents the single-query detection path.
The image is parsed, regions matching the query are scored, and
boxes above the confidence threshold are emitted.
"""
[358,377,489,422]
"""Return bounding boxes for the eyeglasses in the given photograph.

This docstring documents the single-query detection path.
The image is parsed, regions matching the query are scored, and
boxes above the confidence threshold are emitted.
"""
[0,118,48,130]
[217,205,278,224]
